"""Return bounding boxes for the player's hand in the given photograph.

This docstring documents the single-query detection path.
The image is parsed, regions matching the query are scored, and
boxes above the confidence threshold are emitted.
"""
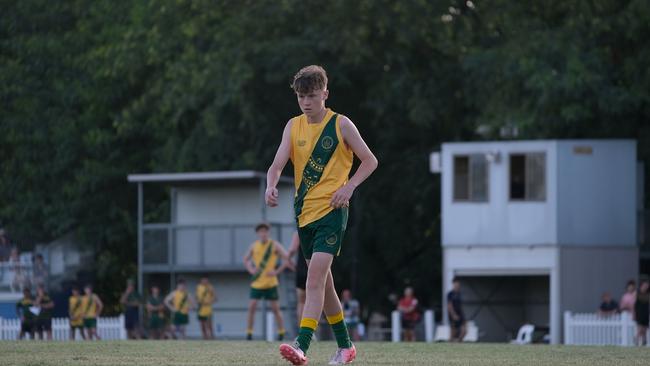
[265,187,279,207]
[266,270,277,277]
[330,183,355,208]
[247,267,257,275]
[452,314,459,321]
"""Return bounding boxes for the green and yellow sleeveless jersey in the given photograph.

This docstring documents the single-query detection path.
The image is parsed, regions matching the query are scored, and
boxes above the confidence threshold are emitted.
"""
[250,240,279,290]
[290,108,353,227]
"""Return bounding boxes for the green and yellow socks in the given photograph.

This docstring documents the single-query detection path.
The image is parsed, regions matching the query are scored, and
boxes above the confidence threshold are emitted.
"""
[327,312,352,349]
[296,318,318,352]
[297,313,352,354]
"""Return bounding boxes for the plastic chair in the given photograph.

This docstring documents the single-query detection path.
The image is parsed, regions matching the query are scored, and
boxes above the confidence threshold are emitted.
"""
[510,324,535,345]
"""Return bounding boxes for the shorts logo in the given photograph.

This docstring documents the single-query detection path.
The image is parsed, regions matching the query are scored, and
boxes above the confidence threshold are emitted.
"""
[298,140,307,147]
[326,234,338,246]
[321,136,334,150]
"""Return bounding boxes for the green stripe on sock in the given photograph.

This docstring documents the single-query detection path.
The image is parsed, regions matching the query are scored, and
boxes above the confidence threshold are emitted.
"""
[331,320,352,349]
[297,327,314,353]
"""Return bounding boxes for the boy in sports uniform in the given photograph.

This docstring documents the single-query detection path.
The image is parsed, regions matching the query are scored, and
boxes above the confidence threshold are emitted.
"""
[69,286,86,340]
[146,285,166,339]
[35,284,55,340]
[196,276,217,339]
[81,284,104,340]
[164,278,195,339]
[267,65,378,365]
[120,279,142,339]
[243,223,290,341]
[16,288,36,340]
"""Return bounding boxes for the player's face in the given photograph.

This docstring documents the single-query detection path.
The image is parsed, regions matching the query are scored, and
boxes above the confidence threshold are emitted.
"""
[256,228,269,242]
[151,287,159,296]
[84,287,92,295]
[297,89,328,117]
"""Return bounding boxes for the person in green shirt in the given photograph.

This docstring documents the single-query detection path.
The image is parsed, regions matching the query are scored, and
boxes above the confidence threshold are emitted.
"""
[16,288,36,340]
[35,285,55,340]
[146,285,166,340]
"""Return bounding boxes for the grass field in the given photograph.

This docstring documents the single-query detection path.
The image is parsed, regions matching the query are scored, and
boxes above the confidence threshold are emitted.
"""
[1,341,649,366]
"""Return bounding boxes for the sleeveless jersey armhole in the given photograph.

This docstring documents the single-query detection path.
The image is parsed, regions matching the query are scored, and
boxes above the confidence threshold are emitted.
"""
[335,115,352,152]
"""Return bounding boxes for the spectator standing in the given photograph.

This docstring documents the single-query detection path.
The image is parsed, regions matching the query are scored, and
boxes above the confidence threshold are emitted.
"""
[16,288,36,340]
[82,284,104,340]
[0,229,11,261]
[634,279,649,346]
[146,285,165,340]
[32,254,48,288]
[120,279,142,339]
[620,280,637,314]
[447,278,467,342]
[9,248,29,292]
[397,287,419,342]
[69,286,86,340]
[164,278,195,339]
[341,289,361,341]
[598,292,619,316]
[196,276,217,340]
[35,285,54,340]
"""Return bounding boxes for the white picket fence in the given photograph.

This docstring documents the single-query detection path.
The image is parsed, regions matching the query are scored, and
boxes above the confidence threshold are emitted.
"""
[0,315,126,340]
[564,311,650,346]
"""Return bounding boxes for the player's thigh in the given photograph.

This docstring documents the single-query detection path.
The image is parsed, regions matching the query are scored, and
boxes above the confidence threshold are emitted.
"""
[306,252,334,288]
[296,288,306,303]
[248,299,258,309]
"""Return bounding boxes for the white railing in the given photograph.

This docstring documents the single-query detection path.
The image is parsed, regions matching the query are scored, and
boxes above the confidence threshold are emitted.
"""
[0,315,126,340]
[564,311,650,346]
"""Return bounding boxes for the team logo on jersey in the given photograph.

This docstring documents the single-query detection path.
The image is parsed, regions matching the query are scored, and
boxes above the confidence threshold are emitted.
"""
[298,140,306,147]
[321,136,334,150]
[326,233,338,246]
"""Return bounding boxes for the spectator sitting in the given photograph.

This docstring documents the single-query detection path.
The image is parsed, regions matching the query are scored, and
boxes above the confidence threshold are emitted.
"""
[32,254,48,288]
[619,280,636,314]
[598,292,619,316]
[341,289,361,341]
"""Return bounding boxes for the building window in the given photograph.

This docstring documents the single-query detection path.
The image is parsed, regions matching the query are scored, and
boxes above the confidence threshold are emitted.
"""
[509,153,546,201]
[453,154,488,202]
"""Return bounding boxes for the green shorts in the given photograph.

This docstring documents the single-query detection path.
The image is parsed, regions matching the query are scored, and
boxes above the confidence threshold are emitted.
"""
[83,318,97,329]
[149,315,165,330]
[250,286,279,300]
[173,312,189,326]
[198,314,212,322]
[298,207,348,259]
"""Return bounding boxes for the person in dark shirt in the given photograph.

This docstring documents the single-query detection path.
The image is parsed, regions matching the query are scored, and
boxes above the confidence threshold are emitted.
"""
[16,288,36,340]
[598,292,619,316]
[120,279,142,339]
[35,285,55,340]
[447,278,466,342]
[634,280,650,346]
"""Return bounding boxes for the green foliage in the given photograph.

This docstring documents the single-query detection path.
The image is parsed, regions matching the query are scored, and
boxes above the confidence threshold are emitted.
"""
[1,0,648,314]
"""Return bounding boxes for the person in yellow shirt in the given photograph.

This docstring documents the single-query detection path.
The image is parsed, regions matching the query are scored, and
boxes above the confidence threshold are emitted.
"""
[243,223,290,341]
[68,286,86,340]
[196,276,217,340]
[81,284,104,340]
[267,65,377,365]
[164,278,195,339]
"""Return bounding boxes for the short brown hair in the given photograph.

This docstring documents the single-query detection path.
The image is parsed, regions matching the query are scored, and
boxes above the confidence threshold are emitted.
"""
[255,222,271,232]
[291,65,328,94]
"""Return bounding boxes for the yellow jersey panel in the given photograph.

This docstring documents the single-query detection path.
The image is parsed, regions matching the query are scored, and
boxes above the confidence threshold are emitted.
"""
[290,109,353,227]
[250,240,279,290]
[81,294,98,319]
[196,284,214,317]
[173,290,190,315]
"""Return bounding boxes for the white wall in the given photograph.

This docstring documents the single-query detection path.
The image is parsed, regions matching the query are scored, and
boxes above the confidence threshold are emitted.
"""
[556,140,637,246]
[175,184,294,225]
[442,141,558,246]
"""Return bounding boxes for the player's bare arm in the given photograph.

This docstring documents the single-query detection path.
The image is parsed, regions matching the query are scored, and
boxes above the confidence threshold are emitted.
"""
[268,241,291,276]
[330,116,378,208]
[164,292,176,312]
[94,295,104,316]
[266,120,293,207]
[243,244,257,275]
